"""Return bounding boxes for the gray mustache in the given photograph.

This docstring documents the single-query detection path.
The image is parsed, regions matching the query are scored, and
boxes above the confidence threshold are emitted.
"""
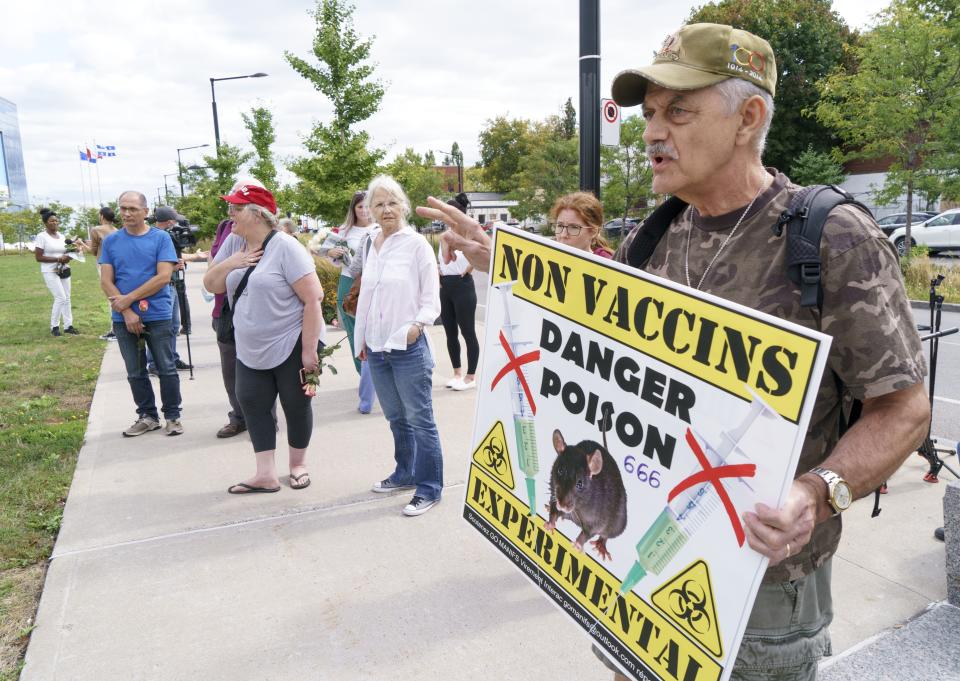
[645,143,678,159]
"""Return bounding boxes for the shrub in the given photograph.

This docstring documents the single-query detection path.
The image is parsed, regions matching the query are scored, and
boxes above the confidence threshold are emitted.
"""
[900,254,960,304]
[314,258,341,324]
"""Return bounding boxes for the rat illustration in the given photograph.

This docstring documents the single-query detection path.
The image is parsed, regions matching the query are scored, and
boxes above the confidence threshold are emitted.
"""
[544,425,627,561]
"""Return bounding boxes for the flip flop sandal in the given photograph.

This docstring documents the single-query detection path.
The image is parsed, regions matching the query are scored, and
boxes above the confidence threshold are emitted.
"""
[228,483,281,494]
[290,472,311,490]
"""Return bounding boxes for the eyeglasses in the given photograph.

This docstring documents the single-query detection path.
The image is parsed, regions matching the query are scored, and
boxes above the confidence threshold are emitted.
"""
[226,204,242,214]
[553,222,585,236]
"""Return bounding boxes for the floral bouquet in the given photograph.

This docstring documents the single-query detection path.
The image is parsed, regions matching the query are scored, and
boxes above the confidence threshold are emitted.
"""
[299,337,346,397]
[308,227,354,266]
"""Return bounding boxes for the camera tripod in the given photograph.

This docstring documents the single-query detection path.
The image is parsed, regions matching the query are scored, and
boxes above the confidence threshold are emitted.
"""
[172,268,195,381]
[916,274,958,483]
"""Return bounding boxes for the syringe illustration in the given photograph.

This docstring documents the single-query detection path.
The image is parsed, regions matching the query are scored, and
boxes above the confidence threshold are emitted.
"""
[494,281,540,516]
[618,389,778,595]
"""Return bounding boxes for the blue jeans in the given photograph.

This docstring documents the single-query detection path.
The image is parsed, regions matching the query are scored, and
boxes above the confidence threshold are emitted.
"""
[114,318,182,421]
[146,286,180,369]
[358,360,376,413]
[366,334,443,501]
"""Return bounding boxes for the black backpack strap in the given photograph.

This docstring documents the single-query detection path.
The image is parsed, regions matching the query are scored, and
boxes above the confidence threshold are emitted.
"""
[232,229,278,309]
[777,184,871,311]
[626,196,689,269]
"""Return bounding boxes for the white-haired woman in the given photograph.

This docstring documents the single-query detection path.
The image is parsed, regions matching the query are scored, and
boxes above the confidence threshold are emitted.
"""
[204,185,325,494]
[354,175,444,516]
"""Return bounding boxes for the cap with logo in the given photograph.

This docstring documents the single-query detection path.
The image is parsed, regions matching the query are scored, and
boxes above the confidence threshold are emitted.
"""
[153,205,184,223]
[220,185,277,214]
[611,22,777,108]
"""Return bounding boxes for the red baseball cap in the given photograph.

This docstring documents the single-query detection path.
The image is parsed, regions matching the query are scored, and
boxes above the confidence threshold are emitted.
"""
[221,185,277,214]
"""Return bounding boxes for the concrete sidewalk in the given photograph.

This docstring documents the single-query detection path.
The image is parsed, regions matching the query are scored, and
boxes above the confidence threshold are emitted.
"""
[21,267,955,680]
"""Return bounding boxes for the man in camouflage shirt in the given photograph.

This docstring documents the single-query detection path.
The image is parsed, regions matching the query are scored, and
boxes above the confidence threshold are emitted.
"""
[417,20,932,681]
[601,22,931,681]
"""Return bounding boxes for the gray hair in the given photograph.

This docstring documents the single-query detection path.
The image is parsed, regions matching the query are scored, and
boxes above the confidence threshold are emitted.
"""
[118,190,148,208]
[230,176,265,193]
[278,217,297,234]
[365,174,411,222]
[713,78,775,156]
[242,203,278,228]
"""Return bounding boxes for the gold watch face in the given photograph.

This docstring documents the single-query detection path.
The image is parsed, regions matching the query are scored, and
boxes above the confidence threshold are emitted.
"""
[833,481,853,511]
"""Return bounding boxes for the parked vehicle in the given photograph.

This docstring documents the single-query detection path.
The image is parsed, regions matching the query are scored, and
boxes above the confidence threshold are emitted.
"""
[875,211,938,236]
[888,208,960,256]
[603,217,639,238]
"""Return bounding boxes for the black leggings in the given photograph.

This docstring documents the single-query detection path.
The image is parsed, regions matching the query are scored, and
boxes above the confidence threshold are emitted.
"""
[235,336,313,453]
[439,274,479,374]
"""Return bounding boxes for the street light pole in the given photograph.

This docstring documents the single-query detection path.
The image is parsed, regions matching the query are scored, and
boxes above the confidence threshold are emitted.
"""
[162,174,179,201]
[209,72,268,156]
[177,144,210,196]
[429,149,464,194]
[579,0,601,196]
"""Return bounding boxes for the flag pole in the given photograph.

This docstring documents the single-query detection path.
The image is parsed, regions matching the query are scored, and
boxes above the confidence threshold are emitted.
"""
[93,139,103,205]
[78,147,88,209]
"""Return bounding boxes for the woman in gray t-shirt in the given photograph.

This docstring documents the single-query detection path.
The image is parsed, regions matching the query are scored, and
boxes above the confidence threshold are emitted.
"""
[204,185,325,494]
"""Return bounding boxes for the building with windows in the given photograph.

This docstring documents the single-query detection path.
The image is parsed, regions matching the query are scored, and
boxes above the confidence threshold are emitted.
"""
[464,192,519,225]
[0,97,30,211]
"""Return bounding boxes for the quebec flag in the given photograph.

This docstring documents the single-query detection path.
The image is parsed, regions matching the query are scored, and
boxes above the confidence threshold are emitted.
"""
[96,144,118,158]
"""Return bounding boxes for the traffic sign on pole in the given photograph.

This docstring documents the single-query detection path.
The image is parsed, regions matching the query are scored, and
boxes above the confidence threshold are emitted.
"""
[601,98,621,146]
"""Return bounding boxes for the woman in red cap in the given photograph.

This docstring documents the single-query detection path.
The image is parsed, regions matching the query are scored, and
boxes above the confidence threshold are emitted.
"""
[204,185,326,494]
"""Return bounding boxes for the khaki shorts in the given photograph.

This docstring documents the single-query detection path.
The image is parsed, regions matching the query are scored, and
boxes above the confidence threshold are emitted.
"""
[594,560,833,681]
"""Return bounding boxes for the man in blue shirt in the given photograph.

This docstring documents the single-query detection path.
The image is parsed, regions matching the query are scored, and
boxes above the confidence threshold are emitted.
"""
[99,191,183,436]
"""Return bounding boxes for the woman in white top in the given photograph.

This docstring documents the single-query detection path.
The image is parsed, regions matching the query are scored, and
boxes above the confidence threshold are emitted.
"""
[437,193,479,391]
[319,190,377,413]
[34,208,85,336]
[354,175,444,517]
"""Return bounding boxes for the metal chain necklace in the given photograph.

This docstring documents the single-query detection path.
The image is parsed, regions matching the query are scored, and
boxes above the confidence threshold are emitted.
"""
[684,183,766,290]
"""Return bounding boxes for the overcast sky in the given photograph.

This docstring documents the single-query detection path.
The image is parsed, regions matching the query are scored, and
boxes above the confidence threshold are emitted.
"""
[1,0,889,209]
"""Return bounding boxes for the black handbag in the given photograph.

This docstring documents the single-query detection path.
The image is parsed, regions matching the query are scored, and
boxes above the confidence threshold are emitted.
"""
[216,231,277,345]
[55,263,71,279]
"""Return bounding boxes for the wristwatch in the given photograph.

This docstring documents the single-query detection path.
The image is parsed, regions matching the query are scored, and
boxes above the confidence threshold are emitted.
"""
[809,467,853,514]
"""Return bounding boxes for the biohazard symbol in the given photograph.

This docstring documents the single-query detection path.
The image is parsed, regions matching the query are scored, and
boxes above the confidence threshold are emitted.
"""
[471,421,515,490]
[651,559,723,658]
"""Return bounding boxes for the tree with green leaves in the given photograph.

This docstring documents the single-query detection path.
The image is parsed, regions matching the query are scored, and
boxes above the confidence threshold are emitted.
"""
[601,115,652,224]
[242,106,278,189]
[509,128,579,221]
[690,0,857,173]
[813,0,960,252]
[558,97,577,140]
[787,145,847,187]
[478,116,534,193]
[284,0,385,223]
[382,148,445,229]
[175,143,252,238]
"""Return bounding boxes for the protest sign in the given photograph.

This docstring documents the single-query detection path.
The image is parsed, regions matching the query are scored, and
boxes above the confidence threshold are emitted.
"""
[462,227,831,681]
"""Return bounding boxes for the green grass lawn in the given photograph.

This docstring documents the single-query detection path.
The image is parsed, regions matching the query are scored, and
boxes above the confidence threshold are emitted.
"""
[0,254,107,679]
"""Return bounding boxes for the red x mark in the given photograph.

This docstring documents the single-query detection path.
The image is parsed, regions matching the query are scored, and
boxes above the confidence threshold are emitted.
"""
[667,428,756,547]
[490,330,540,415]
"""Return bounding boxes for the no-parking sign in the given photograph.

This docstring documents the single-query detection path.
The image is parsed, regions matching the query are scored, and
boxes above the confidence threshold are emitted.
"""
[601,98,620,146]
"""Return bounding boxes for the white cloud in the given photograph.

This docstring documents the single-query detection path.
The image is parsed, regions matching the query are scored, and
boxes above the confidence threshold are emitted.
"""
[0,0,890,209]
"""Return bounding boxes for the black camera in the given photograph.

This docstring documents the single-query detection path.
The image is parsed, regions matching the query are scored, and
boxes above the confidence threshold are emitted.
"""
[168,223,198,250]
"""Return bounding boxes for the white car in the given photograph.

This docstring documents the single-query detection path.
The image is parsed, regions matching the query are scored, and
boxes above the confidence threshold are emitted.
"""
[888,208,960,256]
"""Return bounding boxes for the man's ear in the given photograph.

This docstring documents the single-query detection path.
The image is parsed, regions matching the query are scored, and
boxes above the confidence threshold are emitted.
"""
[736,95,768,148]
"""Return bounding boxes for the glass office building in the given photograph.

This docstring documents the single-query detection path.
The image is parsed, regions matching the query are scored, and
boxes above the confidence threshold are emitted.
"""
[0,97,30,210]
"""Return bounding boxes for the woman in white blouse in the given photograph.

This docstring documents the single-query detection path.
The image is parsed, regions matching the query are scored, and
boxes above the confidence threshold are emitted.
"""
[34,208,85,336]
[354,175,444,517]
[320,190,377,413]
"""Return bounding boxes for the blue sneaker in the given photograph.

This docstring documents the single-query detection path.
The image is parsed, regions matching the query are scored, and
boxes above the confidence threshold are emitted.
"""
[402,495,440,517]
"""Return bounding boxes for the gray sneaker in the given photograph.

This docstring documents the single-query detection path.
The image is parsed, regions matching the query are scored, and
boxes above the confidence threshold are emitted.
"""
[123,416,160,437]
[165,419,184,436]
[402,495,440,517]
[371,478,416,493]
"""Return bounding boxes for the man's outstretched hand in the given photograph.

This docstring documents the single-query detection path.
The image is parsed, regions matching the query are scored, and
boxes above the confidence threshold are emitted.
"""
[415,196,492,273]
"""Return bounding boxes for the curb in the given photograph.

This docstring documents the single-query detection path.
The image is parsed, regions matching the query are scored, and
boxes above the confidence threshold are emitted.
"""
[910,300,960,313]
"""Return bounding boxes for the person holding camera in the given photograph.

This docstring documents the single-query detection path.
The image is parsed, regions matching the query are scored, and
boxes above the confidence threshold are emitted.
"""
[145,206,196,373]
[34,208,85,337]
[90,207,119,340]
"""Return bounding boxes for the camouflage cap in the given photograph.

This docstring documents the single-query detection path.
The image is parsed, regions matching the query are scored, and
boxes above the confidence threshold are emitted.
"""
[612,23,777,107]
